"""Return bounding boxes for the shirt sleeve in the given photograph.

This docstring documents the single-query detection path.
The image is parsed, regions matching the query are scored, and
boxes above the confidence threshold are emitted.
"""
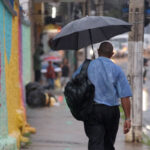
[116,68,132,98]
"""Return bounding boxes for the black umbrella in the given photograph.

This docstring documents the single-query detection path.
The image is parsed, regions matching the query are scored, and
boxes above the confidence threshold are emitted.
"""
[51,16,131,50]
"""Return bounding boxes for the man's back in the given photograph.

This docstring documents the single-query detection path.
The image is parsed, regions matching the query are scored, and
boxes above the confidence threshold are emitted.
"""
[88,56,132,106]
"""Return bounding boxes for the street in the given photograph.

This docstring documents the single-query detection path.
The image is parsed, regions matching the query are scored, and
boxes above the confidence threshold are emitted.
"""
[22,91,150,150]
[0,0,150,149]
[20,57,150,150]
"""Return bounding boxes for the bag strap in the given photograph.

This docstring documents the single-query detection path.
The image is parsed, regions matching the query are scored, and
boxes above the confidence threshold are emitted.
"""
[80,59,91,75]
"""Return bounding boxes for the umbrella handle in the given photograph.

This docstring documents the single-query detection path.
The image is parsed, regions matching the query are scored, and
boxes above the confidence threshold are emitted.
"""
[89,29,95,59]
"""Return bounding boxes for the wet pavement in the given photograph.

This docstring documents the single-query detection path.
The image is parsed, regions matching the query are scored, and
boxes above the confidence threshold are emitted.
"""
[21,57,150,150]
[21,94,150,150]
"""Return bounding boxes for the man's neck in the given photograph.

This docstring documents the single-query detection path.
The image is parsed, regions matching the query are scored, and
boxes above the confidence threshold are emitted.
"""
[99,55,110,59]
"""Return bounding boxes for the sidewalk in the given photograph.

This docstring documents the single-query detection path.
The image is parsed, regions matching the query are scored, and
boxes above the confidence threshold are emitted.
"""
[22,95,150,150]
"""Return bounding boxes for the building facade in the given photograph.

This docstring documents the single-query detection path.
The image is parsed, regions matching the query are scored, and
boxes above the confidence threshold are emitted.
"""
[0,0,35,149]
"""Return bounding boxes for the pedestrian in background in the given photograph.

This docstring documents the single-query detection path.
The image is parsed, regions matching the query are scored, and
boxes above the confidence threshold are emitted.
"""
[61,58,70,89]
[74,42,132,150]
[33,43,44,82]
[46,61,56,89]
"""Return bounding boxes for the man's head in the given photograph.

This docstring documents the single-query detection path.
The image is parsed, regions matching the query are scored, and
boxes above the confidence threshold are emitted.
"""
[98,42,114,58]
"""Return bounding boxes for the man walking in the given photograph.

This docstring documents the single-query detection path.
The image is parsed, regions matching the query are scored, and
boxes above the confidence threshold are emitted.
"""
[75,42,132,150]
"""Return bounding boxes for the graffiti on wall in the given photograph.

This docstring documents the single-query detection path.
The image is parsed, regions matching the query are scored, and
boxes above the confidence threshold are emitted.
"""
[0,50,1,91]
[0,2,2,92]
[0,1,34,148]
[0,0,9,137]
[5,10,12,63]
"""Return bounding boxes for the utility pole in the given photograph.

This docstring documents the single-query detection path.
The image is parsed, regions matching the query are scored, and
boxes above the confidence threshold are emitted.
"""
[95,0,104,16]
[87,0,91,16]
[29,0,35,81]
[127,0,144,142]
[84,0,91,59]
[29,0,35,54]
[82,1,86,17]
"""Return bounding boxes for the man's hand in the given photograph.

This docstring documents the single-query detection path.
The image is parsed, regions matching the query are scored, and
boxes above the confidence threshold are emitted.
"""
[124,119,131,134]
[121,97,131,134]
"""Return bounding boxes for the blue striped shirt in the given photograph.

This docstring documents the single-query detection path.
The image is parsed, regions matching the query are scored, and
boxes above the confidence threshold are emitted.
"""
[73,56,132,106]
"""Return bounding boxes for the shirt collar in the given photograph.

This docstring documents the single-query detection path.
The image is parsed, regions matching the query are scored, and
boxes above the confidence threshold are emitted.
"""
[98,56,112,62]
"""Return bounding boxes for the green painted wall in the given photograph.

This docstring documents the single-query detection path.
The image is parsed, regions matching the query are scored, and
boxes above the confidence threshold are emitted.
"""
[22,24,32,85]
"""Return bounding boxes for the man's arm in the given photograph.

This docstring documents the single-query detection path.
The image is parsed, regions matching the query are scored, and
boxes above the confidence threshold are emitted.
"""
[121,97,131,134]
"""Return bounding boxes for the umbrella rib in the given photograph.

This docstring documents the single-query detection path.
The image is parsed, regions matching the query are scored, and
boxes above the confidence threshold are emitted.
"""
[100,28,108,40]
[77,32,79,50]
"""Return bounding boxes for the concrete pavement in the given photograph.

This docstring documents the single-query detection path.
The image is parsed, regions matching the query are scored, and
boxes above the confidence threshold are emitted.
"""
[21,95,150,150]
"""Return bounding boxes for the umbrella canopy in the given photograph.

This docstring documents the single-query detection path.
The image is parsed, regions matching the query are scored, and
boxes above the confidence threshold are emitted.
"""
[51,16,131,50]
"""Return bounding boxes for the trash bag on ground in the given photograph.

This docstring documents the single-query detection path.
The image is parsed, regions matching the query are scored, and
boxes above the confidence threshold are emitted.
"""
[25,82,59,108]
[26,82,47,107]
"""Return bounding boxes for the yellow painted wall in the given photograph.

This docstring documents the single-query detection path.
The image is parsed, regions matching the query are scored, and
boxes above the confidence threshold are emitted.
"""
[4,1,35,148]
[5,2,26,147]
[0,0,36,148]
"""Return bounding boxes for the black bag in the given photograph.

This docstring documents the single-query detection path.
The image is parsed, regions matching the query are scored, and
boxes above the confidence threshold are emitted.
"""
[26,82,46,107]
[64,59,95,121]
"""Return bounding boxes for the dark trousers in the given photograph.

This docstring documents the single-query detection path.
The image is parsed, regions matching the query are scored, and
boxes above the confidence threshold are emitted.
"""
[84,104,120,150]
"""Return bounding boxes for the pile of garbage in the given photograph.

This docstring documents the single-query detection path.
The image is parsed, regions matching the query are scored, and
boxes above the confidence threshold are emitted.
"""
[25,82,58,107]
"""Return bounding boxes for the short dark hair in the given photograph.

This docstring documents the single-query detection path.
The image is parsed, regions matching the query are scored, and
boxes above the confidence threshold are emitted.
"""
[98,42,113,57]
